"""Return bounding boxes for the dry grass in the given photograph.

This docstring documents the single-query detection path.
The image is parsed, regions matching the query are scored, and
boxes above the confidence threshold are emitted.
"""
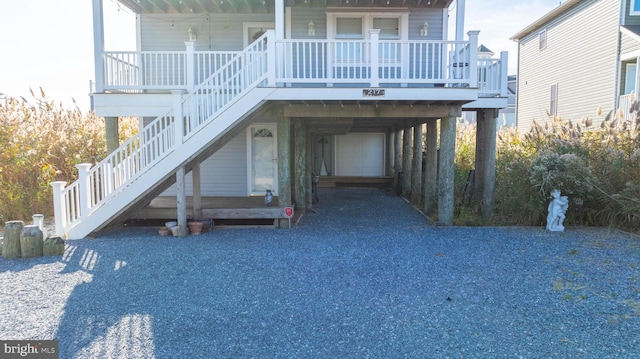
[0,88,137,223]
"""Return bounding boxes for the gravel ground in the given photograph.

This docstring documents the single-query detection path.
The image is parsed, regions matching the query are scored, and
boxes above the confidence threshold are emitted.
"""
[1,188,639,358]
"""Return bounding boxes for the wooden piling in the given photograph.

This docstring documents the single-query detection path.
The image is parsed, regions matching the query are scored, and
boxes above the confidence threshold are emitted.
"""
[20,225,44,258]
[2,221,23,259]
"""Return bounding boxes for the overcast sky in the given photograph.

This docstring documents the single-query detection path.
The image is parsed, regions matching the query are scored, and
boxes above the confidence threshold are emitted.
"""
[0,0,562,111]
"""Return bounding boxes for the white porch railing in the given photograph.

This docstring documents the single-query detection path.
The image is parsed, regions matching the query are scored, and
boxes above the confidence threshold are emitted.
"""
[98,31,509,93]
[103,49,241,91]
[618,93,636,122]
[52,32,273,238]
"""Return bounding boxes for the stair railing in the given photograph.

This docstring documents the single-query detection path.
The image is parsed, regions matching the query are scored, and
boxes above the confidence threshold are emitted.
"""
[51,30,275,237]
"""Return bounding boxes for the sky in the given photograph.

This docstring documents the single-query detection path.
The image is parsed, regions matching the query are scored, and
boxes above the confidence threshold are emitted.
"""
[0,0,563,111]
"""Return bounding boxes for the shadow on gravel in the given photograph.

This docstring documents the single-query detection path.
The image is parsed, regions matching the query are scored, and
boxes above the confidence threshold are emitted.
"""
[46,188,640,358]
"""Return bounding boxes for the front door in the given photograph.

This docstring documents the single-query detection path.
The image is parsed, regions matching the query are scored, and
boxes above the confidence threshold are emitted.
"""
[247,124,278,195]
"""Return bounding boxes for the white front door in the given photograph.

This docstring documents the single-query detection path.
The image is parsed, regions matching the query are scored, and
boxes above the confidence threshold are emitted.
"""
[247,124,278,195]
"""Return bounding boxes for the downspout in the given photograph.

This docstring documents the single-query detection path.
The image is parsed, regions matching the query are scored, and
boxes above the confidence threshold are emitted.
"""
[92,0,105,93]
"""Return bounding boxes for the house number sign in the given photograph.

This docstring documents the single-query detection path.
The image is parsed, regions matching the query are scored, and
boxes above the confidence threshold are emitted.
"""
[363,89,385,97]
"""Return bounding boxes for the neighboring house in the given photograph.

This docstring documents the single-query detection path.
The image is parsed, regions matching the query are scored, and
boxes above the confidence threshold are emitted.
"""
[52,0,509,239]
[511,0,640,134]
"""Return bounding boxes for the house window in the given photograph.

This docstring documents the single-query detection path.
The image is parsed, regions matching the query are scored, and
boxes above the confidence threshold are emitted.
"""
[631,0,640,15]
[372,17,399,39]
[336,17,363,39]
[550,83,558,117]
[539,29,547,50]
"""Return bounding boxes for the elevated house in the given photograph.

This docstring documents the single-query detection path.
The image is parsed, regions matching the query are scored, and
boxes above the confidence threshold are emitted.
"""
[511,0,640,134]
[51,0,508,239]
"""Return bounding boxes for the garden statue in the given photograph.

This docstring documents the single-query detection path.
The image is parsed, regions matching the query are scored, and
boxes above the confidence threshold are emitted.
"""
[265,189,273,207]
[546,189,569,232]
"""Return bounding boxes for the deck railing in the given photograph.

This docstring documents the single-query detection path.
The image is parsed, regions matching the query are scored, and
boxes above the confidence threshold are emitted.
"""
[53,32,272,237]
[618,93,636,122]
[98,31,511,93]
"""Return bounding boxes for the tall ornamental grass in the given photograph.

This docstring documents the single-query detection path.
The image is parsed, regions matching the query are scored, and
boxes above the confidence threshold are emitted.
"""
[456,107,640,232]
[0,89,137,224]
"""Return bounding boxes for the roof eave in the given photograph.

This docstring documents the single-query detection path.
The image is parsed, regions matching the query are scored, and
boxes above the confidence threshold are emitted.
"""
[510,0,582,42]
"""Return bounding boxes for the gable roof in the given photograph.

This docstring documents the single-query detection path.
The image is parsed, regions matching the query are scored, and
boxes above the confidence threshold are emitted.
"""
[510,0,582,41]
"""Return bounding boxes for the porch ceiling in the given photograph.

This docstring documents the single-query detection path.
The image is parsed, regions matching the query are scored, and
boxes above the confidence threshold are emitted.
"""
[117,0,453,14]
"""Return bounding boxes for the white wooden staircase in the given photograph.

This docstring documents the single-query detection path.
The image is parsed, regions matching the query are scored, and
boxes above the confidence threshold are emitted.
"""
[52,32,275,239]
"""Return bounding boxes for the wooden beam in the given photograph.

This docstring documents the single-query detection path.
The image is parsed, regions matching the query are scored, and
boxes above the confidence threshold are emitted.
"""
[105,117,119,153]
[393,129,402,193]
[423,119,438,216]
[401,126,412,197]
[481,109,498,219]
[284,104,460,118]
[277,111,292,227]
[294,120,307,209]
[438,116,456,226]
[192,162,202,218]
[410,123,423,206]
[176,166,188,237]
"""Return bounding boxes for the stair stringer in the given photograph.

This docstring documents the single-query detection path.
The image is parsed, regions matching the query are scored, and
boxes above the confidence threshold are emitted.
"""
[65,87,277,239]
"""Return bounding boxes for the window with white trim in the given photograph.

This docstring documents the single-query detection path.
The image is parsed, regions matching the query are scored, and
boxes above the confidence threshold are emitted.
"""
[550,83,558,117]
[539,29,547,50]
[631,0,640,15]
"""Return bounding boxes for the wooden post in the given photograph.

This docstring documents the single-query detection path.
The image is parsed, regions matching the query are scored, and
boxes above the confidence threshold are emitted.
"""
[393,129,402,194]
[192,163,202,219]
[423,119,438,216]
[176,166,188,237]
[386,131,394,177]
[105,117,119,153]
[401,126,413,197]
[2,221,23,259]
[20,225,44,258]
[438,116,457,225]
[482,109,498,219]
[277,112,292,228]
[294,120,307,209]
[305,129,313,208]
[410,123,423,206]
[474,110,485,202]
[43,237,66,257]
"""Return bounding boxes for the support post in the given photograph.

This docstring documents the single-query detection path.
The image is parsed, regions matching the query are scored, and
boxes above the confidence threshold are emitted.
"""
[172,90,185,145]
[185,41,196,91]
[76,163,93,219]
[481,109,498,219]
[105,117,119,153]
[438,116,456,225]
[305,129,313,208]
[474,110,486,201]
[467,31,479,88]
[294,120,307,209]
[277,112,292,228]
[92,0,105,93]
[423,119,438,216]
[192,163,202,219]
[387,131,394,177]
[176,166,188,237]
[410,124,423,206]
[51,181,67,238]
[393,129,402,194]
[401,126,413,197]
[369,29,380,87]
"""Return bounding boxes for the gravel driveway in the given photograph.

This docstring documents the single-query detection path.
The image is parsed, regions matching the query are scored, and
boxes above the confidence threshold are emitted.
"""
[1,188,639,358]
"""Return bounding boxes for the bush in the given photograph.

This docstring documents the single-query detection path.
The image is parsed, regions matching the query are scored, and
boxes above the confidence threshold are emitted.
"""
[0,89,137,224]
[455,111,640,232]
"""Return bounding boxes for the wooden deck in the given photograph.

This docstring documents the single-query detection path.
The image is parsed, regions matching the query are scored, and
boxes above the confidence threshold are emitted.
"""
[130,196,296,227]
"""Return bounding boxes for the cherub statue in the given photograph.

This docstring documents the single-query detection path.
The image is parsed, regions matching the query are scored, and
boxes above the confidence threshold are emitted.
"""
[546,189,569,232]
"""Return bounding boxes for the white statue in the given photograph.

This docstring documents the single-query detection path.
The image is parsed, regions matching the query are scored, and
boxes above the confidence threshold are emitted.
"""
[546,189,569,232]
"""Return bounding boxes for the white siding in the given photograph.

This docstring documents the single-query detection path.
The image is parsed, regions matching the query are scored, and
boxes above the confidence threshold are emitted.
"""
[335,133,385,176]
[161,132,248,197]
[516,0,621,133]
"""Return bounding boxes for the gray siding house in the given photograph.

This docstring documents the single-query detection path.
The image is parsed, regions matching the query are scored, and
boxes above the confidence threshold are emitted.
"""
[51,0,509,239]
[511,0,640,133]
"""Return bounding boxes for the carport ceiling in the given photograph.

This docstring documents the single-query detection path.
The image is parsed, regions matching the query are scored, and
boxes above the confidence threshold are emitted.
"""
[117,0,453,14]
